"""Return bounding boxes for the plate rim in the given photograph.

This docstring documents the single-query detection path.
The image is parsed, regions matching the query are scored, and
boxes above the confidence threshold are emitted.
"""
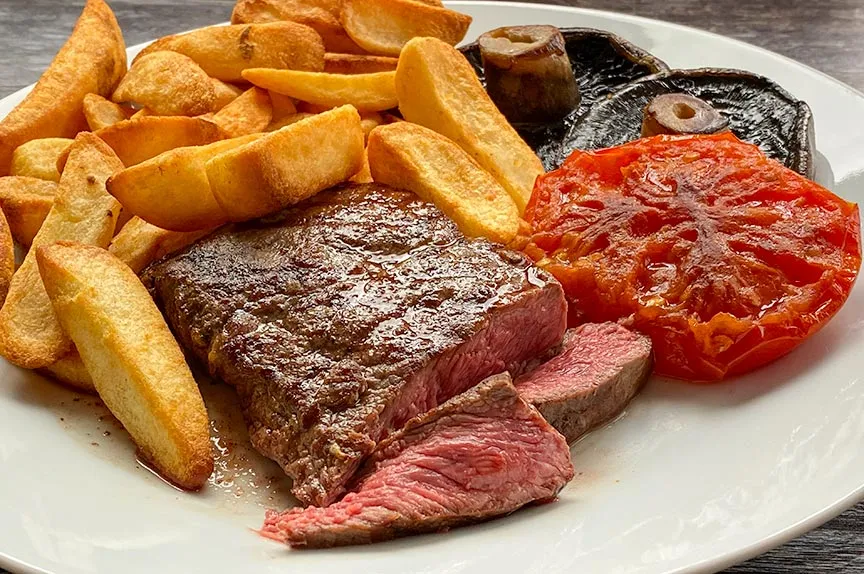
[2,3,864,574]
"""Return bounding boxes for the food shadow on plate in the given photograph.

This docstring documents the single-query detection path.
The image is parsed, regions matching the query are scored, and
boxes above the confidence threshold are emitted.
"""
[642,288,864,409]
[7,370,136,460]
[813,149,836,190]
[300,495,580,554]
[7,358,299,512]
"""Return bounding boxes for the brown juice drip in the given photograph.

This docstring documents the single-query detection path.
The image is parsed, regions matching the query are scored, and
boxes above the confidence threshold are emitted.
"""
[135,452,190,493]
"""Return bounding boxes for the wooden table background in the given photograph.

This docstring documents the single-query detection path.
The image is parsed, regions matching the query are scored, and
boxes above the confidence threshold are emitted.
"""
[1,0,863,572]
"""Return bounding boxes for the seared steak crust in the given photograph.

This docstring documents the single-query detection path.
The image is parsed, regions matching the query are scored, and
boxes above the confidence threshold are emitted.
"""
[142,184,567,506]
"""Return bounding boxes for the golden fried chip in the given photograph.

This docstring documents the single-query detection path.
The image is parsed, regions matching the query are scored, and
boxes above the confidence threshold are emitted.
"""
[136,22,325,82]
[243,69,396,112]
[130,107,153,120]
[231,0,365,54]
[39,351,95,393]
[10,138,72,182]
[0,209,13,306]
[109,216,213,274]
[302,0,342,17]
[360,111,383,140]
[92,116,224,167]
[341,0,471,56]
[368,122,520,244]
[37,214,209,394]
[324,53,398,74]
[112,51,217,117]
[267,112,315,131]
[0,176,57,246]
[269,91,298,121]
[349,148,373,184]
[0,133,123,369]
[82,93,131,131]
[294,101,333,114]
[396,37,544,213]
[106,134,260,232]
[211,79,244,111]
[0,0,126,175]
[212,87,273,137]
[37,242,213,490]
[206,105,364,221]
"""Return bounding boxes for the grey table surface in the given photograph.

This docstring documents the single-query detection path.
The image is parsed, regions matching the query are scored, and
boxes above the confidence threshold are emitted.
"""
[1,0,863,572]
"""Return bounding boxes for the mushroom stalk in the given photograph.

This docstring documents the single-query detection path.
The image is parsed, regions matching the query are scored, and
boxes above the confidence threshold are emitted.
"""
[479,25,580,124]
[641,93,729,137]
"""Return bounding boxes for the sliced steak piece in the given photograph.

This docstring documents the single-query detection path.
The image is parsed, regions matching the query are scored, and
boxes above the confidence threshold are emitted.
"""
[142,183,567,507]
[516,322,652,443]
[260,373,574,548]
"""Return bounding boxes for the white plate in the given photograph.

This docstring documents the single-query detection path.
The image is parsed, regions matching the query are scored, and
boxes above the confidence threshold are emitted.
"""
[3,2,864,573]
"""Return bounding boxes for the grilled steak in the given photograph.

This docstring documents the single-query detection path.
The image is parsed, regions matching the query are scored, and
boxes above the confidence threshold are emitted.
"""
[516,322,652,443]
[260,373,574,548]
[142,183,567,506]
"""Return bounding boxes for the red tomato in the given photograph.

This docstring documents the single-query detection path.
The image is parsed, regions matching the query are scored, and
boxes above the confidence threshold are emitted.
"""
[524,133,861,381]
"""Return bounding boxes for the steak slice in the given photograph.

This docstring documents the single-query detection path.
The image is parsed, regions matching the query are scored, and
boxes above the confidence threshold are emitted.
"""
[260,373,574,548]
[142,183,567,506]
[516,322,652,443]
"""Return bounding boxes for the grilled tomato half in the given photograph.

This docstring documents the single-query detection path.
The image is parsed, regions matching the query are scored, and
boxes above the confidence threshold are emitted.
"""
[524,133,861,381]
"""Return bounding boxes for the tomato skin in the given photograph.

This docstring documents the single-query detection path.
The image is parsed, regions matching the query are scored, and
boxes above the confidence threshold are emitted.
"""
[525,133,862,382]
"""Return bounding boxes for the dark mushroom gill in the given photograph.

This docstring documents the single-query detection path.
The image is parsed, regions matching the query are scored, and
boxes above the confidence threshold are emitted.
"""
[562,68,815,177]
[460,27,669,170]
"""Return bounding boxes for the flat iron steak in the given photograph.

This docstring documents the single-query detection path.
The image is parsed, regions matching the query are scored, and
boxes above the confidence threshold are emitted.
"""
[142,183,567,507]
[260,373,574,548]
[516,322,652,443]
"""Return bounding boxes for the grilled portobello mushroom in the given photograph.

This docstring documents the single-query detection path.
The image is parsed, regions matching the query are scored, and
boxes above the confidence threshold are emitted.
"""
[460,27,669,170]
[562,68,815,177]
[478,26,580,124]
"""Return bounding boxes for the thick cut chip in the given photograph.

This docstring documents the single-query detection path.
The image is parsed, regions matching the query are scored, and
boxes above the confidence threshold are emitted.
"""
[525,133,862,381]
[349,149,373,183]
[0,176,57,246]
[324,53,398,74]
[269,91,298,121]
[396,37,544,213]
[130,108,154,120]
[267,112,315,131]
[83,94,131,131]
[0,209,13,305]
[40,219,210,393]
[341,0,471,56]
[112,51,218,117]
[206,105,364,221]
[11,138,73,182]
[212,87,273,137]
[135,22,324,82]
[359,112,383,140]
[39,351,95,393]
[37,242,213,490]
[0,0,126,175]
[211,79,244,111]
[368,122,519,244]
[108,217,213,274]
[231,0,365,54]
[243,69,396,112]
[90,116,224,168]
[106,134,260,232]
[0,133,122,369]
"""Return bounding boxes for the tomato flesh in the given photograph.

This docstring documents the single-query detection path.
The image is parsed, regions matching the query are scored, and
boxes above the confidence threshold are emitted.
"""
[524,133,861,381]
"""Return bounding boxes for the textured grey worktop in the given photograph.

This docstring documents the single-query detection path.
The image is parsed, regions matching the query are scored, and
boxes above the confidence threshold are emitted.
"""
[1,0,863,572]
